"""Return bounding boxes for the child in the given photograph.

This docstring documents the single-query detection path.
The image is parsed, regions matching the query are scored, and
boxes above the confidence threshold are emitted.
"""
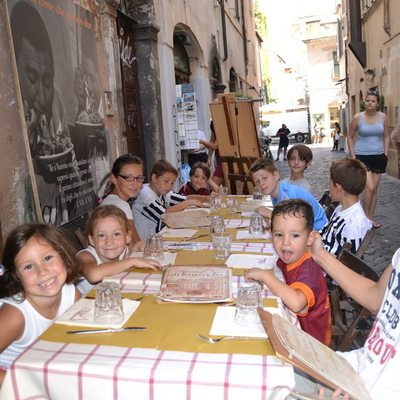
[249,158,327,230]
[245,199,331,345]
[297,236,399,398]
[101,154,145,245]
[132,159,203,240]
[320,158,372,256]
[282,144,313,193]
[178,162,219,196]
[0,223,82,384]
[76,205,162,295]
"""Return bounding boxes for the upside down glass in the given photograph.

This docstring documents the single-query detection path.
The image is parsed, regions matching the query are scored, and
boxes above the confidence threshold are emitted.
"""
[249,213,265,235]
[210,215,225,235]
[94,282,124,325]
[234,282,263,326]
[210,197,222,214]
[143,233,164,261]
[212,232,232,260]
[226,198,239,215]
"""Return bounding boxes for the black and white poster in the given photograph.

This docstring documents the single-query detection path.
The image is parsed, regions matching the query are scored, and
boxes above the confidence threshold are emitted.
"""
[7,0,110,226]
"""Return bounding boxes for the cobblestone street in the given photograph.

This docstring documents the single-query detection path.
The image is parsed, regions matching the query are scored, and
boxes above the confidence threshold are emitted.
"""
[270,141,400,274]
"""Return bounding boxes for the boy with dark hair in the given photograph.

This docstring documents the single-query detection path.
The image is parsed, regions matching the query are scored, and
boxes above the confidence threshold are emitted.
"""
[321,158,372,255]
[282,144,313,193]
[245,199,331,345]
[132,159,203,240]
[249,158,327,230]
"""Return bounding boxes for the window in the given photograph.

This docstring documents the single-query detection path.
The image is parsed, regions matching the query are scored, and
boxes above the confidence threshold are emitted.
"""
[333,51,340,78]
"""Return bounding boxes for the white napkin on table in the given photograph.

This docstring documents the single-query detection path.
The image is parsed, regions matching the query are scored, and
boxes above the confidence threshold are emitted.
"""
[127,251,177,266]
[236,230,271,240]
[226,254,276,269]
[209,306,282,338]
[55,298,139,330]
[160,228,198,238]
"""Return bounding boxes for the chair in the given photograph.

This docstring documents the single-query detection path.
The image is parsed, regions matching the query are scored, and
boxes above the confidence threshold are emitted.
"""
[355,228,375,258]
[329,246,380,351]
[318,190,339,219]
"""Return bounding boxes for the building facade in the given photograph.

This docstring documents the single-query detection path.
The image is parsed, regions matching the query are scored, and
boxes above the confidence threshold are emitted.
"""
[0,0,262,239]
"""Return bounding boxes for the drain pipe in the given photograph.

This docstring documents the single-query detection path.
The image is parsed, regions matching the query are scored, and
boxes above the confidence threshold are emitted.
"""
[221,0,228,61]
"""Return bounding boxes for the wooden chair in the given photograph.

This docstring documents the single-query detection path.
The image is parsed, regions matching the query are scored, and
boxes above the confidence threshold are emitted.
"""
[355,228,375,258]
[329,246,380,351]
[318,190,339,219]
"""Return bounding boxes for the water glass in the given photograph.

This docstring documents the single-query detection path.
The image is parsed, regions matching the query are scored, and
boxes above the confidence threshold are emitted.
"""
[249,213,265,235]
[94,282,124,325]
[226,198,239,215]
[210,197,222,214]
[218,186,228,202]
[210,215,225,235]
[212,232,232,260]
[234,282,263,326]
[143,233,164,261]
[253,188,263,200]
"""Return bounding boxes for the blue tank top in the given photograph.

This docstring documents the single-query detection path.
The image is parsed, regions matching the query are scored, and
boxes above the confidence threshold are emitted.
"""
[354,112,384,155]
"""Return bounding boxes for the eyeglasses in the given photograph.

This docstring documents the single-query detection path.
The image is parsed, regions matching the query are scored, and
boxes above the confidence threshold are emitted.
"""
[367,90,379,96]
[118,174,146,182]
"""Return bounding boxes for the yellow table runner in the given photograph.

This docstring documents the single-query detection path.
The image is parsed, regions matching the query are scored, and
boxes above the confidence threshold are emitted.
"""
[41,293,277,356]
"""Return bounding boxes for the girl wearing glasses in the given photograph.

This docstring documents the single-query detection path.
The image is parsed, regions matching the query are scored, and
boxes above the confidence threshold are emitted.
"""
[101,154,145,245]
[347,90,389,229]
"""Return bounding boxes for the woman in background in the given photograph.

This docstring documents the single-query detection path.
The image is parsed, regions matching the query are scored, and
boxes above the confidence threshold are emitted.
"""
[347,90,389,228]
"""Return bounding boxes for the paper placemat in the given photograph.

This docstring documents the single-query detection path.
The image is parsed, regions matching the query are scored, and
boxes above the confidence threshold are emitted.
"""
[209,306,282,338]
[236,230,271,240]
[160,228,198,238]
[127,251,177,266]
[55,298,140,329]
[226,254,276,269]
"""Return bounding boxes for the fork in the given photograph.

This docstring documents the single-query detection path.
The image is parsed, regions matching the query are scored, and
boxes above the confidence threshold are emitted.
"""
[196,333,266,343]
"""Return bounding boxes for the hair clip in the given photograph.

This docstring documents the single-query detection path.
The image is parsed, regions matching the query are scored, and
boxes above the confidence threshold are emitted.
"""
[0,264,4,276]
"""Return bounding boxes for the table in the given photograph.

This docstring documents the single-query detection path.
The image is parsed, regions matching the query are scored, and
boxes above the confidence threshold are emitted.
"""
[0,203,296,400]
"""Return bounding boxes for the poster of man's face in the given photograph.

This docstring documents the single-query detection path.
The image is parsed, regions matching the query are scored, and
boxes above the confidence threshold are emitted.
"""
[7,0,110,226]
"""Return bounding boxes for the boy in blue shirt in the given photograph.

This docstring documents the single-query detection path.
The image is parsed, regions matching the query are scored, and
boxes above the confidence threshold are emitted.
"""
[248,158,327,230]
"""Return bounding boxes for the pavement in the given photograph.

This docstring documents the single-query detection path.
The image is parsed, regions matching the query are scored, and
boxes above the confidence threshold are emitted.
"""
[270,141,400,274]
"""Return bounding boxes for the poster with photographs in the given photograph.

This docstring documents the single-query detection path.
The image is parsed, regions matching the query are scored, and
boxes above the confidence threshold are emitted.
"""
[6,0,110,226]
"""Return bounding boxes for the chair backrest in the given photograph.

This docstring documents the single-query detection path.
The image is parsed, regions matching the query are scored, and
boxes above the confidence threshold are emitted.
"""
[355,228,375,258]
[318,190,339,219]
[337,247,379,282]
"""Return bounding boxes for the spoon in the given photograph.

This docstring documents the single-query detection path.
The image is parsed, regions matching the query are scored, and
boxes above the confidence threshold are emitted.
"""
[196,333,266,343]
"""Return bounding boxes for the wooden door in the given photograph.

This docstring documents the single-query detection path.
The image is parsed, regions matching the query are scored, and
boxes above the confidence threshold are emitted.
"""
[117,13,146,163]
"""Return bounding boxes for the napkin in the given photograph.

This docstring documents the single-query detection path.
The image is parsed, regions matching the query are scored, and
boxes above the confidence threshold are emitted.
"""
[209,306,282,338]
[236,230,271,240]
[160,228,198,238]
[226,254,276,269]
[55,298,140,329]
[103,271,162,288]
[127,251,177,266]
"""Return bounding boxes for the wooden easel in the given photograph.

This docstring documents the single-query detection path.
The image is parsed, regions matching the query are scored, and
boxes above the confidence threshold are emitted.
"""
[210,94,261,194]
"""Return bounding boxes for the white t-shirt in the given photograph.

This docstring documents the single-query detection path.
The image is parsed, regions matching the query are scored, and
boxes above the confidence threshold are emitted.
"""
[132,184,186,240]
[282,177,312,193]
[321,202,372,255]
[338,248,400,399]
[0,284,76,367]
[101,194,133,221]
[75,245,129,295]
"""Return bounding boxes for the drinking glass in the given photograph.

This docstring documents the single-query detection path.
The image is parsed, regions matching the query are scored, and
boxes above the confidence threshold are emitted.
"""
[226,198,239,215]
[212,232,232,260]
[94,282,124,324]
[210,215,225,235]
[253,188,263,200]
[218,186,228,202]
[234,282,262,326]
[249,213,265,235]
[210,197,222,214]
[143,233,164,261]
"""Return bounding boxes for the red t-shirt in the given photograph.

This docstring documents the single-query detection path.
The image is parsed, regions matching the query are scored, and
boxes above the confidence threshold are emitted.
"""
[277,252,331,345]
[178,183,211,196]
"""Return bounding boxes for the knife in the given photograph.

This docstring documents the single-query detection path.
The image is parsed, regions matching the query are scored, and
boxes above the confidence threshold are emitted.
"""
[66,327,147,334]
[182,234,208,241]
